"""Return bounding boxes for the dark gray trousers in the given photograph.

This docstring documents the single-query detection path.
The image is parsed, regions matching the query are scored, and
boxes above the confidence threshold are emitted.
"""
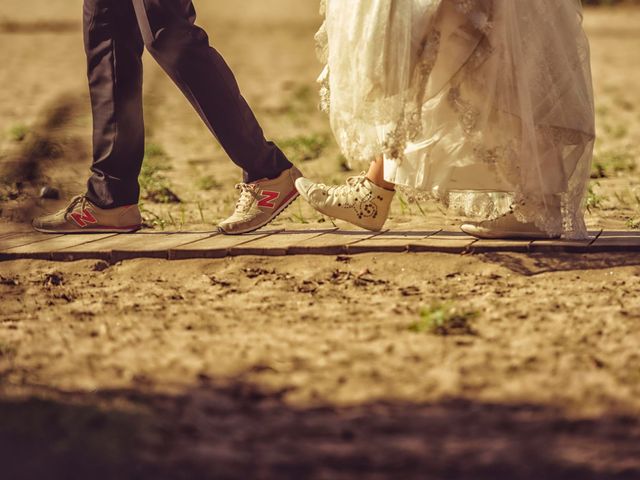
[83,0,291,208]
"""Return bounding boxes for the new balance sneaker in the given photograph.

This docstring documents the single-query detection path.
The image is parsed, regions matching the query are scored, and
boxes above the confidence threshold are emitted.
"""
[32,195,142,234]
[295,174,395,231]
[460,212,559,239]
[218,166,303,235]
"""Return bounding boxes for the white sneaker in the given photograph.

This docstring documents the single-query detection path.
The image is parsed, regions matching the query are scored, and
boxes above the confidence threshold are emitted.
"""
[295,174,394,231]
[218,166,302,235]
[460,212,559,240]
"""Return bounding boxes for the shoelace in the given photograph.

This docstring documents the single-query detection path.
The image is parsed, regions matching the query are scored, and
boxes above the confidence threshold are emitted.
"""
[234,183,260,213]
[63,195,88,216]
[325,174,368,202]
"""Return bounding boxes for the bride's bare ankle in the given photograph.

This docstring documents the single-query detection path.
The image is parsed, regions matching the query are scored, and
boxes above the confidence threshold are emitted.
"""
[364,156,395,191]
[365,174,396,191]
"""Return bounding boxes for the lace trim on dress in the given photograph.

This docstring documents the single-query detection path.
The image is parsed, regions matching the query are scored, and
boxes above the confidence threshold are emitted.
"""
[316,0,595,239]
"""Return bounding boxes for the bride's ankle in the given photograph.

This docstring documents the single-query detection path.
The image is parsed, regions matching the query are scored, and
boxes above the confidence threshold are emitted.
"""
[365,175,396,191]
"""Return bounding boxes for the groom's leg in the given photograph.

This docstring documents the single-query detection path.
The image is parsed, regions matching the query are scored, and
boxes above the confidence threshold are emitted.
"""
[131,0,292,183]
[83,0,145,208]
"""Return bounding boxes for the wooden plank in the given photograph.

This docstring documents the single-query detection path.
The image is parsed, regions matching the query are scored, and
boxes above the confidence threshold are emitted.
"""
[0,232,27,244]
[0,225,31,237]
[287,229,382,255]
[529,231,601,253]
[170,231,279,260]
[53,232,214,261]
[53,232,172,261]
[0,233,118,260]
[468,239,533,254]
[0,232,64,254]
[277,222,335,232]
[229,229,337,256]
[347,230,440,254]
[409,231,477,253]
[0,231,28,240]
[589,231,640,252]
[2,227,638,262]
[112,232,214,261]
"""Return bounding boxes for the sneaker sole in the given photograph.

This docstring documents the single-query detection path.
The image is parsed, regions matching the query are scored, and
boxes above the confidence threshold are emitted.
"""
[32,225,142,234]
[218,189,300,235]
[297,194,384,232]
[460,225,559,240]
[320,211,384,232]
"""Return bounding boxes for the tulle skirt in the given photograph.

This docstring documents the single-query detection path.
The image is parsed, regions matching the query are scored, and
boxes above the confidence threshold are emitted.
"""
[317,0,595,238]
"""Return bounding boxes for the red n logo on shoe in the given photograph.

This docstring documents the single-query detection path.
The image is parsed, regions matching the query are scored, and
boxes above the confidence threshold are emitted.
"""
[70,209,98,228]
[257,190,280,209]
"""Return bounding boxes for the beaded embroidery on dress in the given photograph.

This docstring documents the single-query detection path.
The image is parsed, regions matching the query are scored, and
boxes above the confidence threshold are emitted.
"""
[317,0,595,239]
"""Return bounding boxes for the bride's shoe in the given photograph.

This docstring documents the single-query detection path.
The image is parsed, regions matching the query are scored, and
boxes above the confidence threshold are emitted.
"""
[295,174,395,231]
[460,212,559,240]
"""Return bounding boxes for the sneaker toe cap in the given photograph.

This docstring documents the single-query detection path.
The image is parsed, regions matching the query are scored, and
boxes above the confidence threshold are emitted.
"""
[294,177,314,197]
[460,223,481,236]
[32,213,60,230]
[295,178,329,206]
[217,218,242,233]
[218,214,259,235]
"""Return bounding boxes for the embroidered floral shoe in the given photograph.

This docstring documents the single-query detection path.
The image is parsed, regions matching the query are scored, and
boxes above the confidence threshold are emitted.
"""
[295,174,395,231]
[218,166,303,235]
[32,195,142,234]
[460,212,560,240]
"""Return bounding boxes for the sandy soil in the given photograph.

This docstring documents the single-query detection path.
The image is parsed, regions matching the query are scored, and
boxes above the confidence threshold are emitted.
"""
[1,2,640,479]
[2,253,640,478]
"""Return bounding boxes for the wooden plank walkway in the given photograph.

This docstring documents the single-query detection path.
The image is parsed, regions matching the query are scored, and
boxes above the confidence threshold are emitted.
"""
[0,228,639,262]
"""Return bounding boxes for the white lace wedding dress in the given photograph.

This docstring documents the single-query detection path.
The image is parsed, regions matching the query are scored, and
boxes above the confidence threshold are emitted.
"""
[316,0,595,239]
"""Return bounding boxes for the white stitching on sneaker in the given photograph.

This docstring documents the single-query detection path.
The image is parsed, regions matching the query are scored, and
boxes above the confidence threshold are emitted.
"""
[316,174,383,220]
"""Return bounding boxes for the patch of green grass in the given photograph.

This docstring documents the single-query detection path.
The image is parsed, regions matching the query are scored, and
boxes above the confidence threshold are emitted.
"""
[286,84,316,117]
[139,204,167,230]
[144,143,169,161]
[289,202,309,224]
[591,150,637,179]
[590,162,607,179]
[196,201,206,223]
[586,182,606,213]
[265,83,319,124]
[279,133,330,163]
[139,143,180,204]
[626,218,640,230]
[603,123,629,140]
[391,193,428,218]
[196,175,222,191]
[595,104,610,118]
[397,193,411,216]
[167,210,178,229]
[8,124,29,142]
[409,303,478,336]
[292,84,314,105]
[139,167,179,203]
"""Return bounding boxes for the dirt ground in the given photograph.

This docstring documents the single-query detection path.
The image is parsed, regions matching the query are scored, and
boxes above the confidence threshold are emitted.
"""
[1,2,640,479]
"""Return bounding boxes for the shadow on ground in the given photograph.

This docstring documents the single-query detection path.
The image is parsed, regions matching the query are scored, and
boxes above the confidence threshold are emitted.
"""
[1,377,639,480]
[0,93,89,223]
[480,251,640,276]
